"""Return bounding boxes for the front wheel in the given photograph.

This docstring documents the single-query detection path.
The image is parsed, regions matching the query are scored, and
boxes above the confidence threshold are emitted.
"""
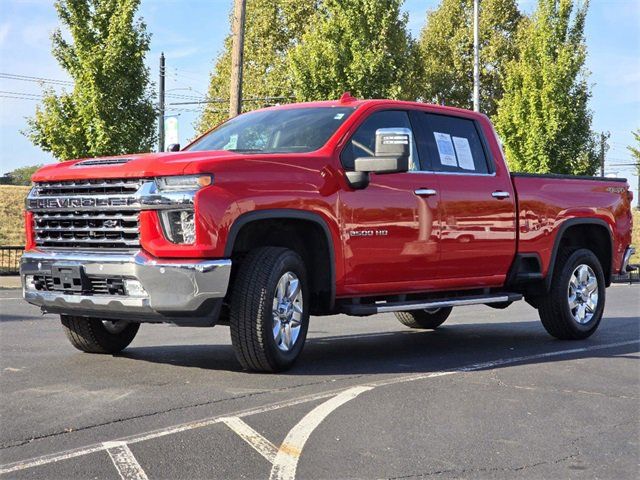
[61,315,140,353]
[395,307,453,329]
[538,248,606,340]
[229,247,310,372]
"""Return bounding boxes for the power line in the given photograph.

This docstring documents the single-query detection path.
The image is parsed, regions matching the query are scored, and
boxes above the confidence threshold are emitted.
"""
[0,94,42,101]
[166,92,207,101]
[0,90,43,98]
[167,96,294,106]
[165,107,206,113]
[0,72,73,86]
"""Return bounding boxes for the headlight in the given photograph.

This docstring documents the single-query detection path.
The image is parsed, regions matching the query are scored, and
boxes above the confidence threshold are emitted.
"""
[156,175,213,191]
[160,210,196,244]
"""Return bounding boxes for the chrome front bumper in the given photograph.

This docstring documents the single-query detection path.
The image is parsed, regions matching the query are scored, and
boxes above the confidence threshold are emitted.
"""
[20,249,231,325]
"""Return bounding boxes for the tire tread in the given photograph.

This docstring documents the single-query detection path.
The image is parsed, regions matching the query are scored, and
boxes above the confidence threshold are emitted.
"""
[538,248,605,340]
[395,307,452,329]
[230,247,296,372]
[60,315,139,353]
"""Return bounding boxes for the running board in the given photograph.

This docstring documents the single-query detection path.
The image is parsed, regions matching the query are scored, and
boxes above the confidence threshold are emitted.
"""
[339,293,523,316]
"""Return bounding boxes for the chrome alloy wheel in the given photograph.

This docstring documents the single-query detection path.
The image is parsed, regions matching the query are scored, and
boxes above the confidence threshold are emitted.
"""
[272,271,304,352]
[102,320,130,334]
[568,264,599,324]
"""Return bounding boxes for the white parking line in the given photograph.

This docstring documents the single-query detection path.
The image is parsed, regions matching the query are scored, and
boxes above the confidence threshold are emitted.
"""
[0,298,22,301]
[0,339,637,476]
[221,417,278,463]
[269,385,373,480]
[103,442,148,480]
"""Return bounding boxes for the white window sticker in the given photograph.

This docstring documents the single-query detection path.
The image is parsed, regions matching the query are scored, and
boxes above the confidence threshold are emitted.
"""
[452,136,475,170]
[433,132,457,167]
[334,113,345,120]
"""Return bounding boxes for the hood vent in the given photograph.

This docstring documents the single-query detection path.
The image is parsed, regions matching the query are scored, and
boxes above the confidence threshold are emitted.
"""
[74,157,132,167]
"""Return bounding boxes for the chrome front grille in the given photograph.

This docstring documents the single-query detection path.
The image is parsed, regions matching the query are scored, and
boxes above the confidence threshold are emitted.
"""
[33,211,140,249]
[29,178,143,249]
[33,178,143,196]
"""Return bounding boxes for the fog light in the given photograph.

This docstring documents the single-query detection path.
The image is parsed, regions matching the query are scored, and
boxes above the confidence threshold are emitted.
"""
[24,275,36,291]
[124,279,148,297]
[160,210,196,244]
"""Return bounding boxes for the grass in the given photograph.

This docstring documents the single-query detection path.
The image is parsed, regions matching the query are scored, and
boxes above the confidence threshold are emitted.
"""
[0,186,29,272]
[0,185,29,246]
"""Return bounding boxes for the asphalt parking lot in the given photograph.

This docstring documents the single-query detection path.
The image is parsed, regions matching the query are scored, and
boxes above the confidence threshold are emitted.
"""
[0,284,638,479]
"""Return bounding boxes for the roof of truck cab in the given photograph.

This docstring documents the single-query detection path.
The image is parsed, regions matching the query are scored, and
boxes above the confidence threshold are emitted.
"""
[262,98,487,119]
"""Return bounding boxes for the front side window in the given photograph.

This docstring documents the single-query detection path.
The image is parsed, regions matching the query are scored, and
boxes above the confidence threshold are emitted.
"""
[187,107,355,154]
[340,110,420,171]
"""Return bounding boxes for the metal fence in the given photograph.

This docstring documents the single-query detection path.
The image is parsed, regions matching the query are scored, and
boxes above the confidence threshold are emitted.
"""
[0,246,24,276]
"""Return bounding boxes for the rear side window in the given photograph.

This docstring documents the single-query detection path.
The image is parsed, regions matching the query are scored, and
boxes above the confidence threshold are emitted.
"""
[340,110,420,171]
[418,113,490,174]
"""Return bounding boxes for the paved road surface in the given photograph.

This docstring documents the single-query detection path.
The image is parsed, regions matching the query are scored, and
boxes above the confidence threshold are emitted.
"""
[0,285,638,479]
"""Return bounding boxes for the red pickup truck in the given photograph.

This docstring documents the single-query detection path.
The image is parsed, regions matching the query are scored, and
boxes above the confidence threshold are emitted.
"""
[21,96,635,371]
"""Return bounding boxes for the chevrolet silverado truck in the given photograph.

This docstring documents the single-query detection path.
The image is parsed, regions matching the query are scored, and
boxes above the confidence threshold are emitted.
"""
[21,95,635,372]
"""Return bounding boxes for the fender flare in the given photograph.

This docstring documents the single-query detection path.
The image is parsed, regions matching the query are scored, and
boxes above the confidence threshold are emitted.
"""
[224,209,337,309]
[545,217,614,289]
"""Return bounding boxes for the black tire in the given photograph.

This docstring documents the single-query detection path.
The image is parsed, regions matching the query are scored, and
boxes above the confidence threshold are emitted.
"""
[538,248,606,340]
[229,247,310,372]
[60,315,140,353]
[395,307,453,329]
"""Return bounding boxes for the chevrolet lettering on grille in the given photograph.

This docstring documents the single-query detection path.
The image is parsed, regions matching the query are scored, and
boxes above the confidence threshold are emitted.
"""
[28,197,138,210]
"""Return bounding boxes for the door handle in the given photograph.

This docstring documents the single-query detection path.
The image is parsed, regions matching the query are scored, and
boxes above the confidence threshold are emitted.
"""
[414,188,438,197]
[492,191,510,199]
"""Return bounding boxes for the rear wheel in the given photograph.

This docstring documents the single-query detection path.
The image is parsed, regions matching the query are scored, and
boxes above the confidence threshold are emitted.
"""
[538,248,606,340]
[61,315,140,353]
[229,247,310,372]
[395,307,453,329]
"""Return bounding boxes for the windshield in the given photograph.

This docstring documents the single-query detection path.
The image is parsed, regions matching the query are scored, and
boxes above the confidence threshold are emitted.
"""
[186,107,355,153]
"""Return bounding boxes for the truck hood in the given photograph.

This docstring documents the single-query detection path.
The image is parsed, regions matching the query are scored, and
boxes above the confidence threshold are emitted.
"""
[31,151,243,182]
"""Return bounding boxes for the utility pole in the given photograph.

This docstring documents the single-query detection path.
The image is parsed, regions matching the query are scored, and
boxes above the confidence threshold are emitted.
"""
[229,0,246,118]
[158,52,165,152]
[599,132,609,177]
[473,0,480,112]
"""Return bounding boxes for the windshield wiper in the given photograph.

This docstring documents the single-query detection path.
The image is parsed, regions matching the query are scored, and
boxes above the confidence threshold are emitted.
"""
[225,148,264,153]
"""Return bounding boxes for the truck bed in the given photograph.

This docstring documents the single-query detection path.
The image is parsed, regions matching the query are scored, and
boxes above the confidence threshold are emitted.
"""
[512,173,633,278]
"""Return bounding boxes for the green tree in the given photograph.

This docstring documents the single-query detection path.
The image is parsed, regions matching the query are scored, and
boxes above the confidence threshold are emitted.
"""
[288,0,422,102]
[0,165,43,186]
[197,0,316,133]
[494,0,597,175]
[417,0,522,117]
[25,0,156,160]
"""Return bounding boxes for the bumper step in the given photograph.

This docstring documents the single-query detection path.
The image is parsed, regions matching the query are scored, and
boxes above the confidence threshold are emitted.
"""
[339,293,523,316]
[612,264,639,284]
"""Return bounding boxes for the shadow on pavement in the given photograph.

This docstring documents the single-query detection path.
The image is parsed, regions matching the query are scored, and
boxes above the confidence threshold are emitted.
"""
[119,316,639,376]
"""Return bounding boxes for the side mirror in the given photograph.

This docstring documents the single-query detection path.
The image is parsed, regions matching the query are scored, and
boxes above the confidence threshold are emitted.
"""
[354,128,410,174]
[166,143,181,152]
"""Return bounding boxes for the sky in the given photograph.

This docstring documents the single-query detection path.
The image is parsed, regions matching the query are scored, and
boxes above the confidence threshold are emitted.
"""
[0,0,638,197]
